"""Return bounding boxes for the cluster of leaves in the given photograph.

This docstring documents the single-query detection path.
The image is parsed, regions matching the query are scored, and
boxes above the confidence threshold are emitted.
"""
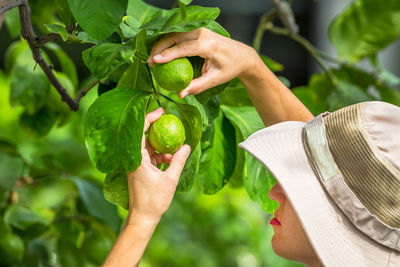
[293,0,400,113]
[0,137,120,266]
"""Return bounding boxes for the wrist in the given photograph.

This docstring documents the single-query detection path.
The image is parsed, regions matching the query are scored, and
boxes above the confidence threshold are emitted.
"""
[238,47,268,85]
[126,210,161,226]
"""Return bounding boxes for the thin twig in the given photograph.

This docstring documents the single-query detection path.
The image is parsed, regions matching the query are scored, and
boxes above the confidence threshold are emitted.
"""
[0,0,22,15]
[253,9,278,52]
[269,0,298,34]
[35,23,76,46]
[75,79,100,102]
[19,0,79,110]
[265,24,338,84]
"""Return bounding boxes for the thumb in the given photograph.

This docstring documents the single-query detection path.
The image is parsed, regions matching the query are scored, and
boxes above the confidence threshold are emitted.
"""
[165,145,191,180]
[178,70,223,98]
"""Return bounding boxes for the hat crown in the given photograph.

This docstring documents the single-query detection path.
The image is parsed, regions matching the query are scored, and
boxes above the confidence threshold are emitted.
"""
[363,101,400,173]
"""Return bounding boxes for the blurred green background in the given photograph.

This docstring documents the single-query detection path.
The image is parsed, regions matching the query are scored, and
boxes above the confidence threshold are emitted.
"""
[0,71,302,266]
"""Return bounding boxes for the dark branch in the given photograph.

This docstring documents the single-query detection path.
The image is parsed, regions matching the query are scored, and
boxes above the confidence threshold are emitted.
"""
[0,0,22,15]
[269,0,298,35]
[17,0,90,111]
[75,79,100,102]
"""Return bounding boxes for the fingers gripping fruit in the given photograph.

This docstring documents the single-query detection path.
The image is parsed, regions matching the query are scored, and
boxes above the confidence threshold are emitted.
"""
[153,57,193,91]
[148,114,186,154]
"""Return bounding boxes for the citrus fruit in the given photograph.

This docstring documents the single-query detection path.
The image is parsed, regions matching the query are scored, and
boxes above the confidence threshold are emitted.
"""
[81,230,113,265]
[0,232,25,265]
[153,57,193,91]
[149,114,185,154]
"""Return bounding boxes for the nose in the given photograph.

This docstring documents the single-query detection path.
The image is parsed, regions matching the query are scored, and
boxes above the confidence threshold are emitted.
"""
[268,182,285,204]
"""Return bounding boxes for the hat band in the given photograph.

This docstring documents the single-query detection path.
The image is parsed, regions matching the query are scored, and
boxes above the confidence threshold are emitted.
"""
[302,114,400,252]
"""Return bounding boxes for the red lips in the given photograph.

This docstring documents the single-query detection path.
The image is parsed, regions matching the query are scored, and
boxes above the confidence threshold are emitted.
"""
[270,217,281,226]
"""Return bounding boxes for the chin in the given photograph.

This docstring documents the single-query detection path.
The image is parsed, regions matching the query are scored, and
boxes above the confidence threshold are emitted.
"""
[271,235,293,261]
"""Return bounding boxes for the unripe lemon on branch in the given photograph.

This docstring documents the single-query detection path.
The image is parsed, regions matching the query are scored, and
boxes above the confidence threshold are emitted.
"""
[153,57,193,91]
[149,114,185,154]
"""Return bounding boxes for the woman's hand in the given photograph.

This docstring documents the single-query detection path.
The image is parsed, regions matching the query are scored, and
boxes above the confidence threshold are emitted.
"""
[126,107,191,225]
[148,27,262,98]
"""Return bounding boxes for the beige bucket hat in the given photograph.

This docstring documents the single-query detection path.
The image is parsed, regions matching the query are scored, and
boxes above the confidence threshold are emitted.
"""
[239,101,400,266]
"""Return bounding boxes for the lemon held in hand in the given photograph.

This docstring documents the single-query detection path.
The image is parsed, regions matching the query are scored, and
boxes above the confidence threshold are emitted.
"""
[153,57,193,91]
[149,114,186,154]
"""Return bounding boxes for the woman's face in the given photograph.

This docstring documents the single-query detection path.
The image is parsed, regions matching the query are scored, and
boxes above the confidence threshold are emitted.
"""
[268,183,322,266]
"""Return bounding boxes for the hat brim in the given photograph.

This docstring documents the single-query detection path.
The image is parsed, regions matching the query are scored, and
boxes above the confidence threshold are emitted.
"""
[239,121,400,267]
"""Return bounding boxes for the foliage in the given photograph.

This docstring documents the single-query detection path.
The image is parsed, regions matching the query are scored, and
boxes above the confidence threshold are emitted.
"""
[1,0,400,266]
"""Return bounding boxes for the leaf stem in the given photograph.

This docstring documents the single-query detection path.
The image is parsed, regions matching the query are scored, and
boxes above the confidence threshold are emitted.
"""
[146,64,162,108]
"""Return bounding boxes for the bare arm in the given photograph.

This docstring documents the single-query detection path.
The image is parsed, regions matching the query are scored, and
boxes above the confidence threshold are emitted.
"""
[148,28,313,126]
[103,108,191,267]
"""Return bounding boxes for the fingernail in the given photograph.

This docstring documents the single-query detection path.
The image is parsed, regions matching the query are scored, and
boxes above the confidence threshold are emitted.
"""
[179,91,189,98]
[183,145,191,155]
[153,54,162,61]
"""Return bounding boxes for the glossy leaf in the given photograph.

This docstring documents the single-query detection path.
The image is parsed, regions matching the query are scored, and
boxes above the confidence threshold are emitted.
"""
[67,0,128,40]
[127,0,161,25]
[72,178,121,232]
[329,0,400,62]
[117,58,152,91]
[177,144,201,193]
[219,78,253,107]
[82,43,134,80]
[142,6,219,35]
[198,111,236,194]
[222,105,278,213]
[84,88,151,173]
[103,173,129,210]
[44,24,68,41]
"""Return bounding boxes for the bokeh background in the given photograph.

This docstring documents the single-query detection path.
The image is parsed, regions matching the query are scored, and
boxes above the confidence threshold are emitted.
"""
[1,0,399,266]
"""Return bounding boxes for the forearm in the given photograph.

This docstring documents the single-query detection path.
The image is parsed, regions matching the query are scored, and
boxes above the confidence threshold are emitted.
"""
[103,217,159,267]
[239,54,314,126]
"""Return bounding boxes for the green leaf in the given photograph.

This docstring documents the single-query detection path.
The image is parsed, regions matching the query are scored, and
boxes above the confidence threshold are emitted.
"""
[327,80,372,111]
[245,154,278,214]
[4,8,21,38]
[329,0,400,62]
[83,43,134,80]
[378,86,400,106]
[204,20,230,38]
[19,105,58,136]
[103,173,129,210]
[219,78,253,107]
[178,104,203,151]
[120,16,142,38]
[180,0,192,5]
[0,153,24,191]
[185,95,220,131]
[10,64,49,114]
[229,128,245,187]
[17,178,77,211]
[44,24,68,41]
[67,0,128,40]
[177,144,201,193]
[292,86,327,116]
[221,105,278,213]
[127,0,161,25]
[55,0,75,26]
[142,6,220,35]
[72,178,121,232]
[117,59,152,91]
[84,88,151,173]
[198,111,236,194]
[4,204,50,230]
[44,42,79,88]
[260,54,284,72]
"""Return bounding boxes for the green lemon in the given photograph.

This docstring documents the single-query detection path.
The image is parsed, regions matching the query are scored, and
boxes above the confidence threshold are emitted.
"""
[0,232,25,265]
[153,57,193,91]
[81,230,113,265]
[149,114,185,154]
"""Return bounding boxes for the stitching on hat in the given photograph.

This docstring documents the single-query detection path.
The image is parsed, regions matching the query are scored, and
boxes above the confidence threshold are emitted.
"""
[386,235,400,267]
